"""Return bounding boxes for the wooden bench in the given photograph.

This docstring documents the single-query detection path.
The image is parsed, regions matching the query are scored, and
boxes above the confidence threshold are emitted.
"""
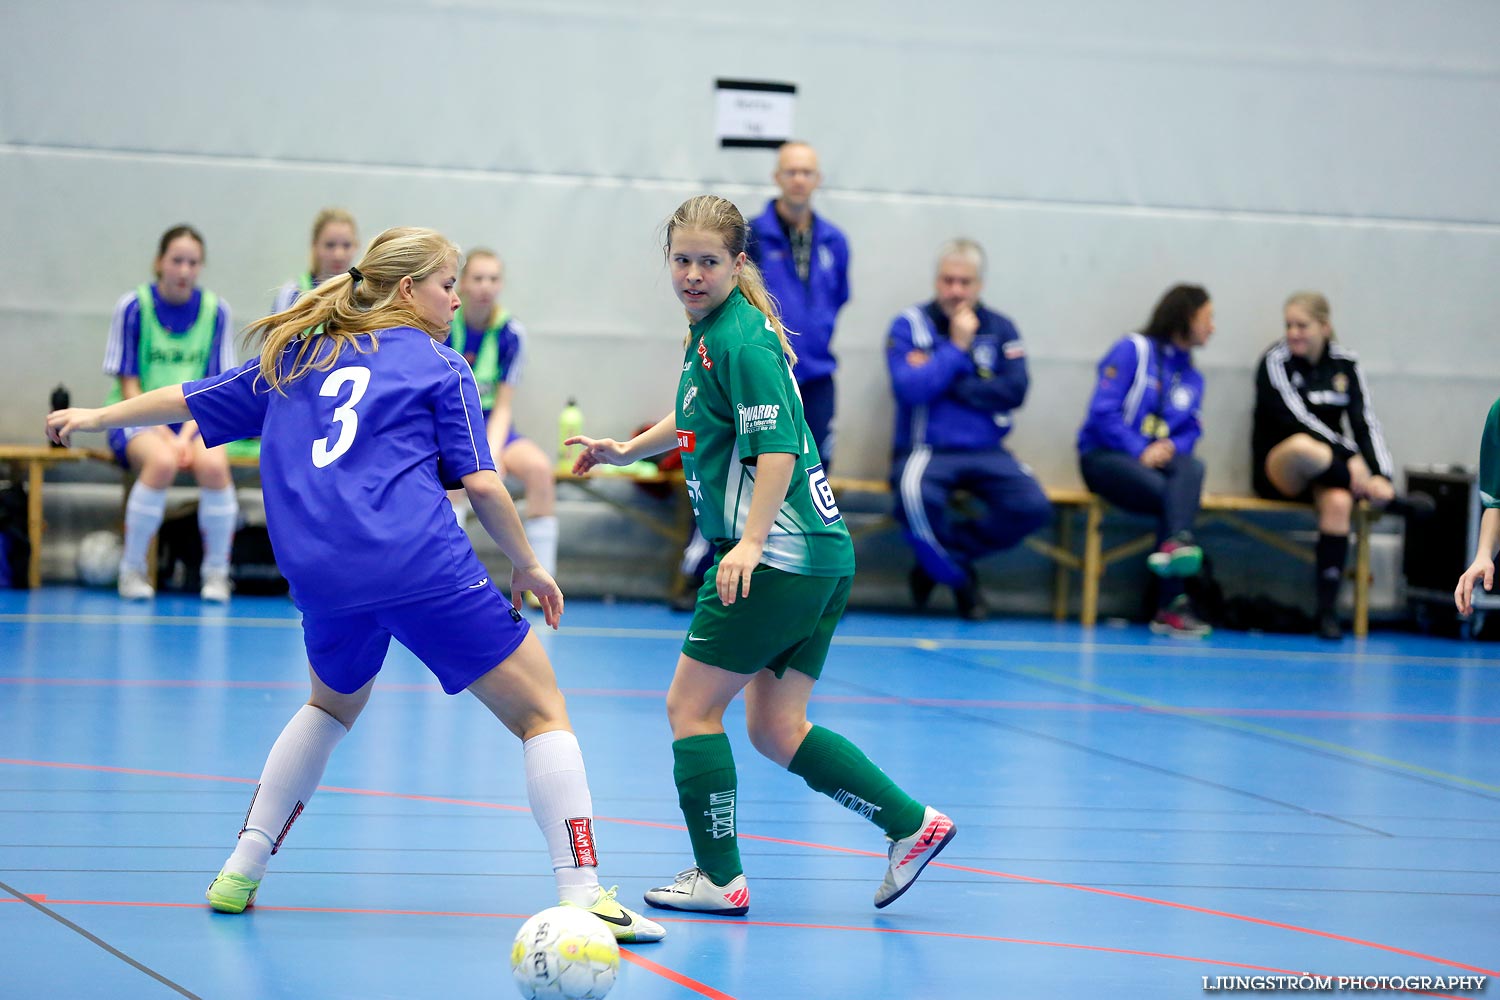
[0,445,115,589]
[823,477,1376,638]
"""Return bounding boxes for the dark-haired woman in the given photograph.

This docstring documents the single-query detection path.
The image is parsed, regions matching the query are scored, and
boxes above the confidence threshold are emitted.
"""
[1078,284,1214,638]
[101,225,238,602]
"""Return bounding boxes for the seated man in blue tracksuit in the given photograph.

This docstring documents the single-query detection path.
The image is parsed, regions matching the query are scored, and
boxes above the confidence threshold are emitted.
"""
[885,239,1051,620]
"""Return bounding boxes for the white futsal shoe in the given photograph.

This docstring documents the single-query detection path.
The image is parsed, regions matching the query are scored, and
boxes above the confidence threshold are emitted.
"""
[644,867,750,915]
[874,806,956,908]
[117,565,155,600]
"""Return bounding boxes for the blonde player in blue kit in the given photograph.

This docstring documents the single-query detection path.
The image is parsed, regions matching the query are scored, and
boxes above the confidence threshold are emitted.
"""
[569,196,954,916]
[103,224,239,602]
[47,227,664,944]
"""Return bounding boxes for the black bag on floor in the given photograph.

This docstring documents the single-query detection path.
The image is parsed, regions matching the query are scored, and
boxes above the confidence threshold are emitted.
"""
[0,482,32,589]
[230,524,288,596]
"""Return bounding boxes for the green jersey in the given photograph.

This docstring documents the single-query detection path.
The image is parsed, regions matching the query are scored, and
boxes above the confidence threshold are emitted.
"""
[106,285,220,405]
[675,288,854,577]
[1481,398,1500,509]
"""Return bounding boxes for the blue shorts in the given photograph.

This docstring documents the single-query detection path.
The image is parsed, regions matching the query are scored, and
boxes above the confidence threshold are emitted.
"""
[107,423,185,468]
[300,582,531,695]
[479,414,523,451]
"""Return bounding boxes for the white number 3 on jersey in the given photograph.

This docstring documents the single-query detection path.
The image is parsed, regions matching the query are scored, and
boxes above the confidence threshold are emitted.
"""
[312,366,371,468]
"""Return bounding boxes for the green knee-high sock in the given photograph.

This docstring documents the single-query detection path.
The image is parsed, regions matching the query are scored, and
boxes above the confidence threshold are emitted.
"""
[788,725,927,840]
[672,733,743,884]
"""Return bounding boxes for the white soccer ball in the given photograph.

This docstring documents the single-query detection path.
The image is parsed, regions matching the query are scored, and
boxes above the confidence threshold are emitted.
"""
[510,905,619,1000]
[76,531,123,587]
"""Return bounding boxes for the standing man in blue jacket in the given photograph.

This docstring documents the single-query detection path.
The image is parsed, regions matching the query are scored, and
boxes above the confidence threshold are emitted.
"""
[748,141,851,470]
[885,239,1051,620]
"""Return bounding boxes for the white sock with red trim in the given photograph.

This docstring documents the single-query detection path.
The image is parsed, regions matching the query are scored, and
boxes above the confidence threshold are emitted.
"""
[224,704,348,880]
[523,728,601,903]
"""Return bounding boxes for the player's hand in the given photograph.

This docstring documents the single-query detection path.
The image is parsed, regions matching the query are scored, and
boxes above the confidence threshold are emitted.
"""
[45,408,104,448]
[566,436,630,475]
[715,539,762,606]
[1347,456,1373,498]
[1140,440,1175,469]
[949,307,980,351]
[512,562,563,630]
[1455,555,1494,616]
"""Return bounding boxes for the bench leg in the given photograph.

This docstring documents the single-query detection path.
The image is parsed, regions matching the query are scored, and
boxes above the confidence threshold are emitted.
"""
[1052,508,1073,622]
[27,459,43,589]
[1081,498,1103,627]
[1353,504,1371,639]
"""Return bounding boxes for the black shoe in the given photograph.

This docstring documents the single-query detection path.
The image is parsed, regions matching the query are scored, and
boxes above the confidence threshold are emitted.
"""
[953,570,988,622]
[1316,610,1344,640]
[1384,491,1436,521]
[909,566,936,610]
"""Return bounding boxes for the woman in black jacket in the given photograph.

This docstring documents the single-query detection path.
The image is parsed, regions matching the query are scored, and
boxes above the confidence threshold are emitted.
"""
[1252,291,1428,639]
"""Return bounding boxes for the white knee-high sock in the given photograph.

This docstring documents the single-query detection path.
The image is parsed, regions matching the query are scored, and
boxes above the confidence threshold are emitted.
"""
[525,515,558,577]
[224,705,348,880]
[121,482,168,573]
[523,729,601,902]
[197,486,239,573]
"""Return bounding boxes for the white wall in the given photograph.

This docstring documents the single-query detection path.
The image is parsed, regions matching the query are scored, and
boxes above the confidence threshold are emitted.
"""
[3,0,1498,490]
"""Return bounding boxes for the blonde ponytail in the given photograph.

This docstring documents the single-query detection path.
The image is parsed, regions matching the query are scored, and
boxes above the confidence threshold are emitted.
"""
[245,227,459,394]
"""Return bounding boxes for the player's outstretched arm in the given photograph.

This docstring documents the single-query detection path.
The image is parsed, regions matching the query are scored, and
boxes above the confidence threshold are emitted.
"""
[46,385,191,447]
[1456,507,1500,616]
[462,468,562,629]
[567,410,676,474]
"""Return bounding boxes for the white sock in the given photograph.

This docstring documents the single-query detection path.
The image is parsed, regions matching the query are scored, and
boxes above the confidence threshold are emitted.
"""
[224,705,347,881]
[525,515,559,577]
[121,482,168,574]
[523,729,600,903]
[197,486,239,574]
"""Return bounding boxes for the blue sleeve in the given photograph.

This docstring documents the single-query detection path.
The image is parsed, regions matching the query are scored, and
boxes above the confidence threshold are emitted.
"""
[1085,339,1152,457]
[104,295,141,378]
[430,345,496,489]
[183,360,270,448]
[951,322,1029,413]
[885,314,970,405]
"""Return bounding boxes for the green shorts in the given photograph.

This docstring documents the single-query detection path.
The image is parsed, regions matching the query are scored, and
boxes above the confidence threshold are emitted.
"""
[682,559,852,679]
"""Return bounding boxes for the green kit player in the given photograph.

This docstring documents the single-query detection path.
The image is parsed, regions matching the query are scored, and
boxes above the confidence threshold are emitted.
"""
[568,195,955,916]
[1456,398,1500,615]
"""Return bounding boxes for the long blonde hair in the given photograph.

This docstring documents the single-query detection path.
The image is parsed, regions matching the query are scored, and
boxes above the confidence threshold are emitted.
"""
[306,207,358,275]
[246,226,459,393]
[664,195,797,365]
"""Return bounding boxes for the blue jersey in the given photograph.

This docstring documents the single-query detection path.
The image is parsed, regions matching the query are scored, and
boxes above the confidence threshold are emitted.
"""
[182,327,496,615]
[1077,334,1204,458]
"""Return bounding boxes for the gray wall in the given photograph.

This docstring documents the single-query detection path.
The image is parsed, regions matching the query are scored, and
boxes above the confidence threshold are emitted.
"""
[3,0,1498,492]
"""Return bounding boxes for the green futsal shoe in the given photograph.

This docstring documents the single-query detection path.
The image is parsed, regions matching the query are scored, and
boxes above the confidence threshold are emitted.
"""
[205,869,260,913]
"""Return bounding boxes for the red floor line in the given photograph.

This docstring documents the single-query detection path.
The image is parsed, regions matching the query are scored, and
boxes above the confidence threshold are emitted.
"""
[6,676,1500,724]
[617,949,740,1000]
[4,755,1491,978]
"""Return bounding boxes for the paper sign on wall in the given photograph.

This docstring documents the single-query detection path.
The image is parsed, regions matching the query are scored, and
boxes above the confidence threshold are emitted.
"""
[715,79,796,149]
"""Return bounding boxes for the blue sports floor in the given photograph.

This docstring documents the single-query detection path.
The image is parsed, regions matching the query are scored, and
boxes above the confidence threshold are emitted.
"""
[2,588,1497,999]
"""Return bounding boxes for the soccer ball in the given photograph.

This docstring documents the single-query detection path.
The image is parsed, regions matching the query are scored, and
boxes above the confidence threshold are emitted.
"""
[510,905,619,1000]
[76,531,123,587]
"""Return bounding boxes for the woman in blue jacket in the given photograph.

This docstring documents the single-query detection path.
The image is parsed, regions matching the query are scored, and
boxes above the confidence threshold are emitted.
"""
[1077,284,1214,637]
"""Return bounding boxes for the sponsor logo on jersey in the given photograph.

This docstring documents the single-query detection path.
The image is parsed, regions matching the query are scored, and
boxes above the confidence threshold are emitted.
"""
[737,402,781,434]
[566,817,598,867]
[1307,390,1350,407]
[697,340,713,370]
[676,429,696,452]
[806,464,842,525]
[1170,384,1195,410]
[1332,373,1349,393]
[147,346,210,368]
[972,342,997,373]
[686,476,703,515]
[1003,340,1026,360]
[818,245,836,273]
[682,382,698,416]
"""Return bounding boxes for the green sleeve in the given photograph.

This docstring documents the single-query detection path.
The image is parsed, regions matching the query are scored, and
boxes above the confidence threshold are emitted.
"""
[1481,399,1500,508]
[724,343,801,462]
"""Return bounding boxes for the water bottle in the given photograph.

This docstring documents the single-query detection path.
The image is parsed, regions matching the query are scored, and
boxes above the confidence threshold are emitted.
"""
[557,398,583,473]
[49,384,70,448]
